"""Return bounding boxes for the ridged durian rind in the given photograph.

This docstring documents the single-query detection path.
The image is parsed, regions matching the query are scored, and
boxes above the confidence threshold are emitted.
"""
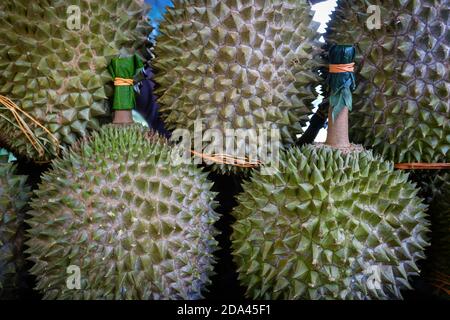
[154,0,322,174]
[0,0,152,161]
[26,124,220,300]
[231,145,429,299]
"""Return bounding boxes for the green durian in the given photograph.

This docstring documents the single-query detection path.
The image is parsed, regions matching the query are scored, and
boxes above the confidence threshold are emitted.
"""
[0,151,31,299]
[154,0,322,174]
[26,124,220,299]
[325,0,449,163]
[0,0,152,162]
[231,145,429,299]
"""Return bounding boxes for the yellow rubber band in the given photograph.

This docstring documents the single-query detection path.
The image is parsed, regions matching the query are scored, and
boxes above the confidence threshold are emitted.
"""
[114,77,134,86]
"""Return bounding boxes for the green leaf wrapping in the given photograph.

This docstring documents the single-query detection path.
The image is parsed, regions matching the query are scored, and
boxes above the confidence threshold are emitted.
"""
[108,55,144,110]
[327,45,356,121]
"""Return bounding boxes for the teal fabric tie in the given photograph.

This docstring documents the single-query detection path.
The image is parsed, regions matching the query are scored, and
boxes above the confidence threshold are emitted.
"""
[327,45,356,121]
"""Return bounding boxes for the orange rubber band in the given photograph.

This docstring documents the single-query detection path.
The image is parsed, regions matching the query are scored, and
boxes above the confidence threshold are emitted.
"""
[114,77,134,86]
[329,63,355,73]
[430,271,450,295]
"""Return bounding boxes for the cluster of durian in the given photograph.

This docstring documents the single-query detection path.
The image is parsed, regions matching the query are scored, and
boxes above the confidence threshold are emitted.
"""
[0,0,447,301]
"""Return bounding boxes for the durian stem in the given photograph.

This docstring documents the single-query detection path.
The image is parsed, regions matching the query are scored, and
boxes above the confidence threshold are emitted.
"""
[113,110,133,124]
[325,107,350,148]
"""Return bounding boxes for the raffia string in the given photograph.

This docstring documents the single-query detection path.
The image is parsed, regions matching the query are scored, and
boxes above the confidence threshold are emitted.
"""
[394,163,450,170]
[190,152,450,170]
[0,95,59,158]
[114,77,134,86]
[430,270,450,295]
[329,62,355,73]
[190,150,262,168]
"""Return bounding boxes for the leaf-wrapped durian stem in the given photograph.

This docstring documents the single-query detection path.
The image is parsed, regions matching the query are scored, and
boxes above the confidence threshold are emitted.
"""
[325,44,356,148]
[108,55,144,124]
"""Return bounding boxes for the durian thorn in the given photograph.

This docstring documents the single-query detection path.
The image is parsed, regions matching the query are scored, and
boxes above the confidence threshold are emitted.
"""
[0,95,60,157]
[190,150,262,168]
[394,163,450,170]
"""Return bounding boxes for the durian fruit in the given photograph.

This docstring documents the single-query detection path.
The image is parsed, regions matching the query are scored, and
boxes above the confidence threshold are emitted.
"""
[154,0,321,173]
[0,151,31,299]
[231,145,429,299]
[325,0,449,163]
[26,124,220,299]
[0,0,152,162]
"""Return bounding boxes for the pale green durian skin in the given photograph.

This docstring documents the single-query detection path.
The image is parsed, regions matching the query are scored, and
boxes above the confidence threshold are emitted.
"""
[326,0,449,164]
[232,145,429,300]
[154,0,322,174]
[0,0,152,162]
[26,124,220,300]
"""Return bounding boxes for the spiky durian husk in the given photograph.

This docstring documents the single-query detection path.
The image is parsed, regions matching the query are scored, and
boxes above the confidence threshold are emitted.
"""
[26,124,220,300]
[0,0,152,162]
[325,0,449,163]
[231,145,429,299]
[0,160,30,299]
[154,0,322,173]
